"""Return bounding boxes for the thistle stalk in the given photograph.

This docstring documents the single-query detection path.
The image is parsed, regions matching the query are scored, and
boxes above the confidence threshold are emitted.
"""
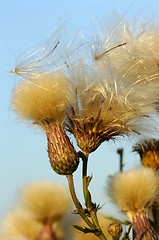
[38,224,58,240]
[66,175,107,240]
[66,174,94,228]
[152,206,159,235]
[81,152,90,209]
[79,152,107,240]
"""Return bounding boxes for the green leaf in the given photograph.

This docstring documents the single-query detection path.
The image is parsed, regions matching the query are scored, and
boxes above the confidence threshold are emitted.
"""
[104,216,130,225]
[94,203,103,211]
[72,208,91,216]
[85,189,92,210]
[86,175,93,187]
[73,225,99,234]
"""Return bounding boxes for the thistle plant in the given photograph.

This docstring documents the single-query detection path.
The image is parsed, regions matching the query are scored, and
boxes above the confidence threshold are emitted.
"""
[10,18,159,240]
[11,72,79,175]
[133,139,159,235]
[133,139,159,170]
[93,22,159,87]
[2,209,43,240]
[107,167,159,239]
[0,233,31,240]
[1,181,72,240]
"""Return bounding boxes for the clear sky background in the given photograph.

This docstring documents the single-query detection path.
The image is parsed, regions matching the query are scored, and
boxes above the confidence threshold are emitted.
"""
[1,0,159,223]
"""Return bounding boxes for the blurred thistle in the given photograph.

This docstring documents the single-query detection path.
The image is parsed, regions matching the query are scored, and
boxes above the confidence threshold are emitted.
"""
[51,218,74,240]
[133,139,159,170]
[0,232,32,240]
[2,208,42,240]
[107,167,159,239]
[19,181,72,223]
[133,139,159,234]
[1,181,73,240]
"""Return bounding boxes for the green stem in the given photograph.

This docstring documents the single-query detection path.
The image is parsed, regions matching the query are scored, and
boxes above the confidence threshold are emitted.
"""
[89,207,108,240]
[90,210,100,228]
[66,174,94,228]
[117,148,124,172]
[152,205,159,235]
[66,174,107,240]
[81,152,107,240]
[82,152,90,206]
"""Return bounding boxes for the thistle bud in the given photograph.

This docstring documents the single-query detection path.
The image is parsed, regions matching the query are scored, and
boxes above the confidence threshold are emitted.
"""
[132,211,158,240]
[108,222,122,239]
[133,140,159,170]
[45,123,79,175]
[38,224,57,240]
[107,168,159,240]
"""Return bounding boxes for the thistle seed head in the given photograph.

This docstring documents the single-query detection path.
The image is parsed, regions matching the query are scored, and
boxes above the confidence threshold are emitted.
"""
[20,181,72,222]
[133,139,159,169]
[11,72,72,125]
[107,168,159,218]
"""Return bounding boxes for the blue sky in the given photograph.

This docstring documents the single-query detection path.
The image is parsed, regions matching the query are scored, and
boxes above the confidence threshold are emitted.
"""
[1,0,159,222]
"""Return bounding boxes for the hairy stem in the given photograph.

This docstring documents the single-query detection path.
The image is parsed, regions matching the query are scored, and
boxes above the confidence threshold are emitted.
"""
[81,152,107,240]
[66,174,107,240]
[66,174,94,228]
[82,152,90,207]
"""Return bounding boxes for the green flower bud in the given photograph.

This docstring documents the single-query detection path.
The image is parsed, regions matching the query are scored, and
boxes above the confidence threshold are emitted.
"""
[46,123,79,175]
[108,222,122,239]
[132,211,158,240]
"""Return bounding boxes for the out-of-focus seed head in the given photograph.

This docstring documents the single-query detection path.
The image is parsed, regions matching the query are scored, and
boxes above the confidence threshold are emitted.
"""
[133,139,159,169]
[107,168,159,219]
[2,209,42,240]
[20,181,72,222]
[132,211,158,240]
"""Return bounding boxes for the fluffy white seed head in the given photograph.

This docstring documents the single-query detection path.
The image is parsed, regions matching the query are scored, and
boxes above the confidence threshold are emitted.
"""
[96,63,159,138]
[107,168,159,219]
[51,217,74,240]
[11,21,77,78]
[11,72,72,125]
[70,65,103,119]
[19,181,72,222]
[65,59,159,155]
[93,22,159,121]
[70,55,159,136]
[93,21,159,82]
[1,208,42,239]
